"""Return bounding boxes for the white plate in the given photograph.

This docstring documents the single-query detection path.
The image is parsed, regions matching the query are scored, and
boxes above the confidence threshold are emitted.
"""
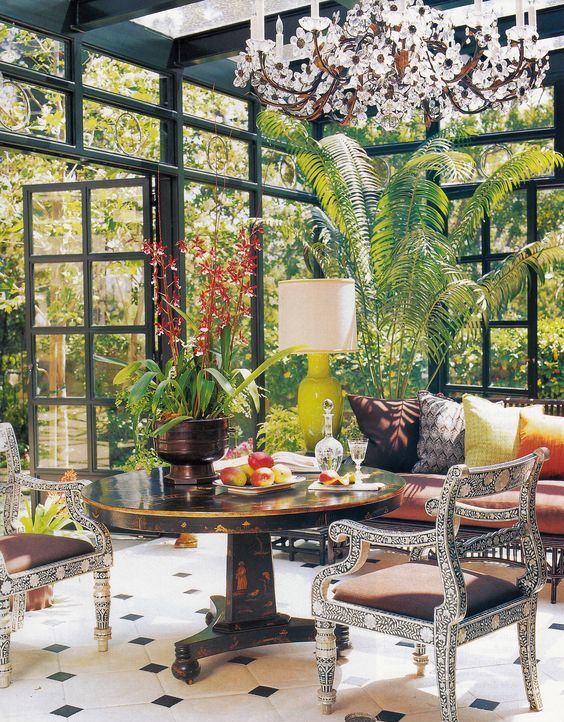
[307,480,385,492]
[213,476,306,495]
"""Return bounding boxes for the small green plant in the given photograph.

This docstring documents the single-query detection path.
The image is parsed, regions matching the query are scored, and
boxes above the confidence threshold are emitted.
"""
[257,406,304,454]
[18,471,87,540]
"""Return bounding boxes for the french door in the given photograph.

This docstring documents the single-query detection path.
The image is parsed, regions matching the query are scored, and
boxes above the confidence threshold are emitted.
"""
[24,178,153,478]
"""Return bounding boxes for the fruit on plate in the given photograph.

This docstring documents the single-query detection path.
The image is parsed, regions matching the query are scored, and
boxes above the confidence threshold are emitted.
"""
[318,470,341,485]
[248,451,274,470]
[240,463,254,479]
[250,467,275,487]
[219,466,248,487]
[272,463,293,484]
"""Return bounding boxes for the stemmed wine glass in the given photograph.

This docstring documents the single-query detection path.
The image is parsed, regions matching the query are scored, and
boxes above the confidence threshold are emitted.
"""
[347,435,368,479]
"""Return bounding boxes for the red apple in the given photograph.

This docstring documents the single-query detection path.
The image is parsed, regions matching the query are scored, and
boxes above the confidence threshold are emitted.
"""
[248,451,274,470]
[272,463,293,484]
[250,467,275,487]
[220,466,247,487]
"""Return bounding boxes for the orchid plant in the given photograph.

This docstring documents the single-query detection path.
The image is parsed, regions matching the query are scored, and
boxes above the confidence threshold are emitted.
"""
[114,213,295,446]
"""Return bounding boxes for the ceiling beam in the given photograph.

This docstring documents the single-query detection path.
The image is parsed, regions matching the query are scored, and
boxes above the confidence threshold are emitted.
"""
[72,0,203,32]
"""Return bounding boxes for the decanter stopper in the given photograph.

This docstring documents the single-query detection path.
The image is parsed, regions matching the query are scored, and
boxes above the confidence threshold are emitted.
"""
[315,398,343,472]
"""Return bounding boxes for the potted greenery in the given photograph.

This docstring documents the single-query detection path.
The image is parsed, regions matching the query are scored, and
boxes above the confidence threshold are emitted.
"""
[115,222,296,485]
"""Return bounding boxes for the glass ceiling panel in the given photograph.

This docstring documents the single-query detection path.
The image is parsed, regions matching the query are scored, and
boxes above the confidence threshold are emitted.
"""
[134,1,311,38]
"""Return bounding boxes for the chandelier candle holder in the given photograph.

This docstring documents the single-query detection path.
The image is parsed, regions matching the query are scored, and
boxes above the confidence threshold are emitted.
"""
[234,0,548,129]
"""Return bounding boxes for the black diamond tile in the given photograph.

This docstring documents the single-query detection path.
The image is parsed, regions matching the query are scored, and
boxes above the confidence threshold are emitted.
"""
[51,705,83,718]
[152,695,182,708]
[470,699,500,711]
[376,712,405,722]
[196,608,209,614]
[249,685,278,698]
[229,655,256,665]
[43,644,69,654]
[129,637,154,646]
[395,641,414,648]
[113,593,132,600]
[183,589,200,594]
[173,572,191,578]
[141,663,168,674]
[301,562,318,568]
[550,623,564,630]
[514,657,540,664]
[47,671,76,682]
[121,613,143,621]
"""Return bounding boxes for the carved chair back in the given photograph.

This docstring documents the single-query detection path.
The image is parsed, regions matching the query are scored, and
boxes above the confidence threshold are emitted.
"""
[429,448,548,624]
[0,424,24,536]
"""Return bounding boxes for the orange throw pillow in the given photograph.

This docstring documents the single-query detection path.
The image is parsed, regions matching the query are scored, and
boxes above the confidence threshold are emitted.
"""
[517,408,564,480]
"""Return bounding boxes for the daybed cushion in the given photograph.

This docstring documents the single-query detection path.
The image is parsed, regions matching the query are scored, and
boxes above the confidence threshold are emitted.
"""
[333,561,522,621]
[0,534,94,575]
[384,474,564,536]
[412,391,465,474]
[517,408,564,480]
[348,395,420,473]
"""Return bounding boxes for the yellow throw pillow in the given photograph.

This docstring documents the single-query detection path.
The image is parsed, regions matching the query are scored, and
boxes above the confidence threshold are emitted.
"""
[463,395,542,467]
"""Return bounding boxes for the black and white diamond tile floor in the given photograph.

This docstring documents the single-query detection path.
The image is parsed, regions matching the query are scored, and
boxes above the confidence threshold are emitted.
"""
[1,536,562,722]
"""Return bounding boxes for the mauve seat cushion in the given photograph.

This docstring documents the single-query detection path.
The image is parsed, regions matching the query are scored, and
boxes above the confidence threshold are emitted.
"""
[0,534,94,575]
[384,474,564,536]
[333,562,522,621]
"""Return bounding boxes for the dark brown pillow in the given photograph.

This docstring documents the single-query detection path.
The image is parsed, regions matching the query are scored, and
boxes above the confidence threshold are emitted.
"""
[347,395,420,473]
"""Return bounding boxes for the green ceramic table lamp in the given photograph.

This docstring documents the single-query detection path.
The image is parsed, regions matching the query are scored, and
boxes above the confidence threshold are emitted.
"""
[278,279,358,453]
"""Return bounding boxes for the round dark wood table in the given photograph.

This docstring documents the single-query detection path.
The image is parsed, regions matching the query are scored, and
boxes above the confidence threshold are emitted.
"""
[82,466,404,684]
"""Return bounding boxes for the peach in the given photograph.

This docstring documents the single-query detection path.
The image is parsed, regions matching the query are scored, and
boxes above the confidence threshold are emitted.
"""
[319,470,341,484]
[250,467,275,487]
[240,463,254,480]
[248,451,274,470]
[220,466,247,487]
[272,463,293,484]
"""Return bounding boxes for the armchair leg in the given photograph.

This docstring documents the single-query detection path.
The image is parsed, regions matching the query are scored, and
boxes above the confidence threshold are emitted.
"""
[413,643,429,676]
[11,593,25,632]
[315,620,337,715]
[435,626,459,722]
[518,599,542,711]
[93,568,112,652]
[0,597,12,688]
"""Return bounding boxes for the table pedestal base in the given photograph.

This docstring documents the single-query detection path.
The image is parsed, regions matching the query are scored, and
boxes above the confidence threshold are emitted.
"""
[172,596,350,684]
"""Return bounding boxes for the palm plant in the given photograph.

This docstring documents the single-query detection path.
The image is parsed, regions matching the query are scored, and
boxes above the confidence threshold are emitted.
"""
[258,111,563,399]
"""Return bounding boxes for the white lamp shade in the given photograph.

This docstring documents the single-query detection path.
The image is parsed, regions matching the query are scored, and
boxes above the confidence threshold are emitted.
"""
[278,279,358,353]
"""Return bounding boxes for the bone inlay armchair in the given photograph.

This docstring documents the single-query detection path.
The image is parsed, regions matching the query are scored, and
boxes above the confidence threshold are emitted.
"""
[0,423,113,688]
[311,449,549,722]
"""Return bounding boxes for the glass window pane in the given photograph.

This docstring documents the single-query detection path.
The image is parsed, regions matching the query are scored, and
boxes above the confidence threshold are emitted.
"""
[262,147,305,190]
[324,114,426,145]
[489,260,528,322]
[450,198,481,257]
[0,20,65,77]
[262,196,312,409]
[91,260,145,326]
[91,185,144,253]
[35,335,85,398]
[32,191,82,255]
[448,335,482,386]
[0,80,66,141]
[183,127,249,179]
[370,152,411,186]
[490,327,528,389]
[490,190,527,254]
[37,405,88,468]
[34,262,84,326]
[183,82,248,129]
[94,333,145,397]
[82,49,163,105]
[96,406,135,469]
[83,100,161,160]
[537,188,564,242]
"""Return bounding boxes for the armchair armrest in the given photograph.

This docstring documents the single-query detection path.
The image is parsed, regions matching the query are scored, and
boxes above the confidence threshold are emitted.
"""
[16,472,85,493]
[425,497,519,522]
[329,519,437,549]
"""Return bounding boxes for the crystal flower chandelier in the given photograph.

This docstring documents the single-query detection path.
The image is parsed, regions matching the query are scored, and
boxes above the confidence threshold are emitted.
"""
[234,0,549,129]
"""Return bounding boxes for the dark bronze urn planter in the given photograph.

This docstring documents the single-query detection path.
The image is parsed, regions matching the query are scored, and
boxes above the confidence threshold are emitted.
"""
[155,417,229,486]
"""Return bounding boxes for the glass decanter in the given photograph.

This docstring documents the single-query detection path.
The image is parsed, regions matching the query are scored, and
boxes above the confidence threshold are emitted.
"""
[314,399,343,472]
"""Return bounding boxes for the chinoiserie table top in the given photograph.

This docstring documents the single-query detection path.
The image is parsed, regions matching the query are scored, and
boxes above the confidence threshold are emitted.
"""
[82,466,405,535]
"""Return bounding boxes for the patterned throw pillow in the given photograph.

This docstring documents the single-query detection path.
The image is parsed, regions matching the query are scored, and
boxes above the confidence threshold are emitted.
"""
[412,391,465,474]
